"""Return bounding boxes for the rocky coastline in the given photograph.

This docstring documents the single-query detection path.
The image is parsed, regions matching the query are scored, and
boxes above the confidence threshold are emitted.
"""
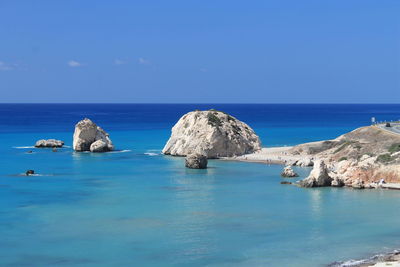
[227,125,400,190]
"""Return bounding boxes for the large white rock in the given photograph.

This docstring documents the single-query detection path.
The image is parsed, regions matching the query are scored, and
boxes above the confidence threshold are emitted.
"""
[299,160,333,187]
[162,110,261,158]
[73,118,114,152]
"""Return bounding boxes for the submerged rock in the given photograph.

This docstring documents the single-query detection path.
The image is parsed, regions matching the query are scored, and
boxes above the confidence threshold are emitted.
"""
[35,139,64,148]
[26,170,34,176]
[299,160,333,187]
[281,166,298,177]
[162,110,261,158]
[73,118,114,152]
[185,154,208,169]
[280,181,292,185]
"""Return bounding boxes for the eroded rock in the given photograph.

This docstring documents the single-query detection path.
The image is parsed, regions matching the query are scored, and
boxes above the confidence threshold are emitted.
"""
[162,110,261,158]
[73,118,114,152]
[185,154,208,169]
[281,166,298,177]
[299,160,333,187]
[35,139,64,148]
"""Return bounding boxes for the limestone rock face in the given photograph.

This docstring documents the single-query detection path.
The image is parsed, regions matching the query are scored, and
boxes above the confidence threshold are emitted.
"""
[299,160,333,187]
[185,154,208,169]
[35,139,64,148]
[162,110,261,158]
[281,166,298,177]
[73,118,114,152]
[296,158,314,167]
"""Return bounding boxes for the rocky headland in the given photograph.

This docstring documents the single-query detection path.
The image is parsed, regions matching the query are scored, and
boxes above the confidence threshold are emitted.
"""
[230,125,400,189]
[162,110,261,158]
[73,118,114,152]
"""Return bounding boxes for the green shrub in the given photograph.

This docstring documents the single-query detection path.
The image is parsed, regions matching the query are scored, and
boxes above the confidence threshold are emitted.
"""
[339,157,348,161]
[388,143,400,153]
[207,112,221,127]
[334,141,358,153]
[377,153,393,163]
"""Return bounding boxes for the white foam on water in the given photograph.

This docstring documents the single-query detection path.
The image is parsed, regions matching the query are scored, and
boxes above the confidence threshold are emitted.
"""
[144,152,159,156]
[108,150,132,154]
[13,146,35,149]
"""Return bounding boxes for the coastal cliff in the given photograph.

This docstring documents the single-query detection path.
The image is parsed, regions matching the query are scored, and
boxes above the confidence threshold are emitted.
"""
[291,126,400,188]
[162,110,261,158]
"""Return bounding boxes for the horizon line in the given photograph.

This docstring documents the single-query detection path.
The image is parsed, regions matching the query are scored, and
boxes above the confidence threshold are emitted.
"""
[0,102,399,105]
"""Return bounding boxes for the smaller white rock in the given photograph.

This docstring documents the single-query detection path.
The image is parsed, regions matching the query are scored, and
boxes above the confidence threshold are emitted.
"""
[35,139,64,148]
[73,118,114,152]
[281,166,298,177]
[299,160,333,187]
[90,140,108,152]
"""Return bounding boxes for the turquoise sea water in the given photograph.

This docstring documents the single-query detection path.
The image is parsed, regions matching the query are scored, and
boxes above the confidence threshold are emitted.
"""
[1,104,400,266]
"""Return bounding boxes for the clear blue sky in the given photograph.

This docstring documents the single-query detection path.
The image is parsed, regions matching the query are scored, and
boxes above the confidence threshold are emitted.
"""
[0,0,399,103]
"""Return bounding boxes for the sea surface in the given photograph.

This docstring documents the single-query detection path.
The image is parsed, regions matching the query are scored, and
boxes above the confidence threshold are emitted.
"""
[1,104,400,267]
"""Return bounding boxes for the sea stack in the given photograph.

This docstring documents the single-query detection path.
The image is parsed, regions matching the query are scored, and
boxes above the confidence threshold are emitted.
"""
[73,118,114,152]
[298,160,333,187]
[281,166,298,177]
[162,110,261,158]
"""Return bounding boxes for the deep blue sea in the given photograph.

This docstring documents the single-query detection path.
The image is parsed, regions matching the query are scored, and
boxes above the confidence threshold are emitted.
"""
[1,104,400,267]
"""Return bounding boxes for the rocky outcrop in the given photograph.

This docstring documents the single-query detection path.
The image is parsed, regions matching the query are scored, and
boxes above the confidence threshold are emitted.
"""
[185,154,208,169]
[26,170,34,176]
[281,166,298,177]
[299,160,333,187]
[73,118,114,152]
[162,110,261,158]
[295,158,314,167]
[35,139,64,148]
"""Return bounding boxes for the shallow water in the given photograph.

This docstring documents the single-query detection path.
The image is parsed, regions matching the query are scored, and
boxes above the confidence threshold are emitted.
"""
[1,104,400,266]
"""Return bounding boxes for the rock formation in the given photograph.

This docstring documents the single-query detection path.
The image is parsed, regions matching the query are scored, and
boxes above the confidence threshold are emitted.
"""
[299,160,333,187]
[291,126,400,189]
[281,166,298,177]
[26,170,34,176]
[185,154,208,169]
[162,110,261,158]
[35,139,64,148]
[73,118,114,152]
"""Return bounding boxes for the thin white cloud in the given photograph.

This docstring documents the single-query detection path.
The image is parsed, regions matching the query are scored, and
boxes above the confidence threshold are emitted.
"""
[114,59,126,65]
[138,57,151,65]
[68,60,84,67]
[0,61,14,71]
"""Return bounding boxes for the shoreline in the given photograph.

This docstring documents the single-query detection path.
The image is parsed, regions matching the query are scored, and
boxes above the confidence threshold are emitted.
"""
[221,146,305,165]
[330,250,400,267]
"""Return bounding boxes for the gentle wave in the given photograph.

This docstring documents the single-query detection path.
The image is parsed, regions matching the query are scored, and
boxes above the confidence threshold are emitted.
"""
[108,150,132,154]
[144,152,159,156]
[18,173,54,177]
[13,146,35,149]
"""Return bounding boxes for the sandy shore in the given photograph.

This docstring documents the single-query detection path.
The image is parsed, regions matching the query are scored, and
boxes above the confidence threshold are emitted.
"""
[222,146,305,165]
